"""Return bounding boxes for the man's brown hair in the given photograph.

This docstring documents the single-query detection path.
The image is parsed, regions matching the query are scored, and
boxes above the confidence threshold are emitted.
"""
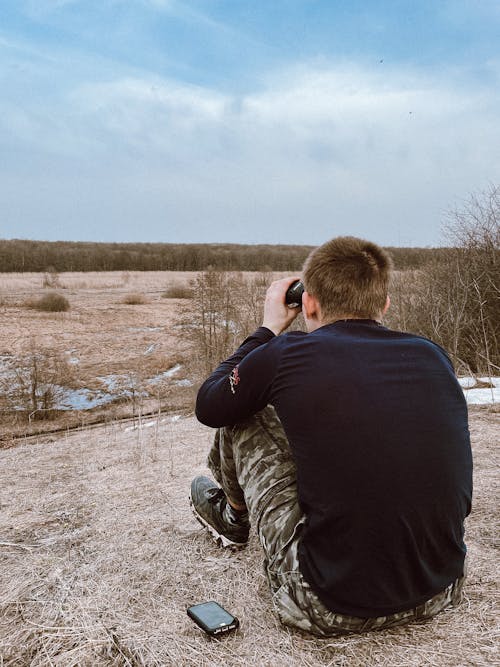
[302,236,393,320]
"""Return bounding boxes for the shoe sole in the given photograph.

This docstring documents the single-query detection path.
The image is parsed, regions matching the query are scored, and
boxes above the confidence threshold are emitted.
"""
[189,493,248,550]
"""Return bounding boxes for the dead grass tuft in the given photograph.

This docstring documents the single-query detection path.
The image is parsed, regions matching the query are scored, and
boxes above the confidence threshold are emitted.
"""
[25,292,70,312]
[122,292,149,305]
[0,410,497,666]
[162,284,194,299]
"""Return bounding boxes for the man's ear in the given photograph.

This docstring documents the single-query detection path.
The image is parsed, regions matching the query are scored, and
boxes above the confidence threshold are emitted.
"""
[302,291,320,321]
[383,295,391,315]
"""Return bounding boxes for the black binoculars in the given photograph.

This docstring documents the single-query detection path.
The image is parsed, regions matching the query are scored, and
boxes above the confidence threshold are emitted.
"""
[285,280,304,308]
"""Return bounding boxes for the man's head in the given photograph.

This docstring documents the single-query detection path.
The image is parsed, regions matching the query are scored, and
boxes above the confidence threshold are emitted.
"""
[302,236,392,326]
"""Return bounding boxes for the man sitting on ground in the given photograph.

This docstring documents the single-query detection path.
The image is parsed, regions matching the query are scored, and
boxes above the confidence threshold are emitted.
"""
[190,236,472,635]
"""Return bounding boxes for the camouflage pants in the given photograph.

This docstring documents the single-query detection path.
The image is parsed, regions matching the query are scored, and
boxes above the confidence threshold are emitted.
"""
[207,406,466,635]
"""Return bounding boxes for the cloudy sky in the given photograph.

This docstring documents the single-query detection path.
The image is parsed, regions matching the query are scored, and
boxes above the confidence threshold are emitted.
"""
[1,1,499,246]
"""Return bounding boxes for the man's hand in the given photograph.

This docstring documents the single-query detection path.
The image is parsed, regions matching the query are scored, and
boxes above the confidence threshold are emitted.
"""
[262,277,302,336]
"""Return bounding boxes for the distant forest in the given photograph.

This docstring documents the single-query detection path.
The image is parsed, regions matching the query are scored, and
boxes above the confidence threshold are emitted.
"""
[0,239,448,272]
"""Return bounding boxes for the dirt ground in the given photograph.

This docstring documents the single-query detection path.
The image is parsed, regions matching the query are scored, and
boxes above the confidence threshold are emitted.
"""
[0,406,498,666]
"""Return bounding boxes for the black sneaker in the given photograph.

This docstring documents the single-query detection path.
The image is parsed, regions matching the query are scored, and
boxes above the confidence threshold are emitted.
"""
[189,476,249,548]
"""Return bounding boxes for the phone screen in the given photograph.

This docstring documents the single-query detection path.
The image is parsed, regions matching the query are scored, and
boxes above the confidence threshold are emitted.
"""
[189,602,235,629]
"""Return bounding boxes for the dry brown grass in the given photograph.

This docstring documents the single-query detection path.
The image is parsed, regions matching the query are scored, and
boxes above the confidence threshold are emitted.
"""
[25,292,70,312]
[162,284,195,299]
[0,408,498,666]
[0,272,199,439]
[0,271,196,292]
[122,292,149,305]
[0,271,289,440]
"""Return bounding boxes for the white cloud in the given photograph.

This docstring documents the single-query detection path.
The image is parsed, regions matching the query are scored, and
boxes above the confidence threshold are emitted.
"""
[1,59,499,244]
[73,77,227,122]
[52,63,498,164]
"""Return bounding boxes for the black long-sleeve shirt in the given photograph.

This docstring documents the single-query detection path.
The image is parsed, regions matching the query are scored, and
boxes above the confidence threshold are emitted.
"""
[196,320,472,618]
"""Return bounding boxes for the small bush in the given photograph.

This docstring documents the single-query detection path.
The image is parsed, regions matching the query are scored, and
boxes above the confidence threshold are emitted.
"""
[385,185,499,374]
[27,292,70,312]
[122,292,148,305]
[162,285,194,299]
[0,347,74,420]
[182,270,304,381]
[42,266,61,289]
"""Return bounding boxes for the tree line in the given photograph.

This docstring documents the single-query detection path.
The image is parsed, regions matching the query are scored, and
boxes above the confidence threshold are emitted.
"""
[0,239,448,273]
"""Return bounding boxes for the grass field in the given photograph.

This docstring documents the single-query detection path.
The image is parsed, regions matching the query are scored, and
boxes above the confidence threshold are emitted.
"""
[0,270,297,441]
[0,271,205,440]
[0,271,498,665]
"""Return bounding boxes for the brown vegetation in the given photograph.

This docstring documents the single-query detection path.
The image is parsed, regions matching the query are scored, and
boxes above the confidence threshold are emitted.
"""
[386,185,499,374]
[122,292,149,305]
[181,269,303,380]
[1,246,497,440]
[0,271,197,440]
[0,239,450,273]
[162,284,195,299]
[0,240,315,272]
[25,292,70,312]
[0,348,73,421]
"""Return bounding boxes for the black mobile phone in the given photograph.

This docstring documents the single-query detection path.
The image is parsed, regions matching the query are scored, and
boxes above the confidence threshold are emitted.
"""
[187,601,239,636]
[285,280,304,308]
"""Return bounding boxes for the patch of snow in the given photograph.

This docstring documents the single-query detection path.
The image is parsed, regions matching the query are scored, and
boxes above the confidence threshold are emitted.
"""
[175,379,193,387]
[458,377,479,389]
[65,349,80,364]
[98,374,131,391]
[123,414,181,431]
[52,386,115,410]
[220,319,238,333]
[0,357,15,380]
[148,364,182,384]
[124,419,157,432]
[173,323,199,330]
[128,326,163,332]
[458,377,500,405]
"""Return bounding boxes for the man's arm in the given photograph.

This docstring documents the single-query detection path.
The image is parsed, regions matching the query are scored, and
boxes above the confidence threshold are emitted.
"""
[195,327,277,427]
[195,277,302,427]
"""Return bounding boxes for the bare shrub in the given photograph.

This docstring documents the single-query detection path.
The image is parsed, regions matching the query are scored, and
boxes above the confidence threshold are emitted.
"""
[162,284,194,299]
[42,266,61,288]
[185,269,240,378]
[442,185,499,374]
[122,292,148,305]
[26,292,70,312]
[386,185,499,375]
[0,348,73,420]
[182,269,304,381]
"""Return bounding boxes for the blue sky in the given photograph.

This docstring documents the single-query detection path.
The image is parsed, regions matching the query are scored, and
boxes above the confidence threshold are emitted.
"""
[1,1,499,246]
